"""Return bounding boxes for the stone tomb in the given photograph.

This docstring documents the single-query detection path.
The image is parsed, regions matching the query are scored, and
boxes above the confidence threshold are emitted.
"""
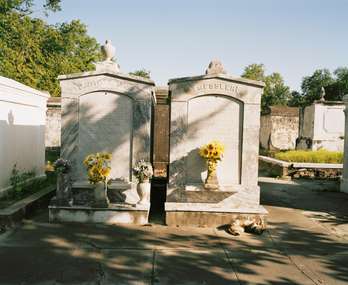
[297,94,345,152]
[340,95,348,194]
[49,45,155,225]
[165,61,267,226]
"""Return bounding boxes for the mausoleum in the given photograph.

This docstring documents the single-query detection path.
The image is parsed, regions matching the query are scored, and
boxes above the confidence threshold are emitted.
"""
[297,88,345,151]
[49,41,268,228]
[49,41,155,224]
[165,60,267,226]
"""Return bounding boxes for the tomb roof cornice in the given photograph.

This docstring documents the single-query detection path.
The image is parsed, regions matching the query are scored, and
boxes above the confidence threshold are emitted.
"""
[58,70,155,86]
[168,73,265,88]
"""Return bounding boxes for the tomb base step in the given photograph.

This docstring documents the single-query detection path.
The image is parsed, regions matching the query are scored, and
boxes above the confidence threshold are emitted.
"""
[49,203,150,225]
[165,203,267,227]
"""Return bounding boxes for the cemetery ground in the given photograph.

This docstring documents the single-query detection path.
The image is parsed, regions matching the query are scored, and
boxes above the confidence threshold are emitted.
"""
[0,176,347,285]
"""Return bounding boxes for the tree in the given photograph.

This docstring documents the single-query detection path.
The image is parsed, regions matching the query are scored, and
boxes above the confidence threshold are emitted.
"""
[242,64,291,114]
[333,67,348,99]
[241,63,265,81]
[0,0,61,14]
[288,91,305,107]
[0,1,101,96]
[262,72,291,113]
[300,69,334,105]
[129,69,151,79]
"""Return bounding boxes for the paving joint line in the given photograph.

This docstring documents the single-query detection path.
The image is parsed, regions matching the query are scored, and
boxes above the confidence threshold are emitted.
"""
[266,229,326,285]
[151,249,157,285]
[213,228,242,285]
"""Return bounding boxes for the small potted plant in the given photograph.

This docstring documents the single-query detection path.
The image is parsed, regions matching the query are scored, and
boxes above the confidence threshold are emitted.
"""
[83,152,112,207]
[133,160,153,205]
[199,141,224,190]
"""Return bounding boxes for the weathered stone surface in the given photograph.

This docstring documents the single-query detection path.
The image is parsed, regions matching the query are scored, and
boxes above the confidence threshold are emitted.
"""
[49,204,150,225]
[205,59,226,75]
[55,172,72,206]
[260,106,299,150]
[45,97,61,148]
[341,95,348,193]
[186,95,242,185]
[59,64,155,184]
[72,181,141,205]
[298,101,345,151]
[101,40,116,62]
[78,91,133,181]
[166,64,266,225]
[55,50,155,224]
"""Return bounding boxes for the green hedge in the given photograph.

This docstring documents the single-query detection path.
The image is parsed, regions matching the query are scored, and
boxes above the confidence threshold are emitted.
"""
[274,149,343,164]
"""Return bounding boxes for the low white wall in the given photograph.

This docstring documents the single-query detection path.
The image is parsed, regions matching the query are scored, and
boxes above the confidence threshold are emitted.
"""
[0,76,49,196]
[341,95,348,193]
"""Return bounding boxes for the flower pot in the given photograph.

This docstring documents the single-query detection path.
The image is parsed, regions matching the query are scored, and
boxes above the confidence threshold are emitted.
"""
[204,160,219,190]
[137,181,151,205]
[56,172,72,206]
[93,181,109,208]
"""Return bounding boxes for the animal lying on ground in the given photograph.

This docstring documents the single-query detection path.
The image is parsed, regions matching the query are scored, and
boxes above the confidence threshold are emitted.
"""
[226,217,266,236]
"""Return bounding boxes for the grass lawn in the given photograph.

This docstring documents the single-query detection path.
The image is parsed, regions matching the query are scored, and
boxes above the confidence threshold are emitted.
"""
[273,149,343,164]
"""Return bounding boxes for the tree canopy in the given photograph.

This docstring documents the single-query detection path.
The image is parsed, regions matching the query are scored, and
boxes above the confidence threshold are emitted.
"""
[300,69,334,105]
[300,68,348,105]
[0,0,101,96]
[129,69,151,79]
[241,64,291,114]
[0,0,61,14]
[241,63,265,82]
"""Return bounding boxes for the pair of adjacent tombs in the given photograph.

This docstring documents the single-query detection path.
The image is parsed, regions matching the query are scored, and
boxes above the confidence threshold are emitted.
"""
[49,41,267,226]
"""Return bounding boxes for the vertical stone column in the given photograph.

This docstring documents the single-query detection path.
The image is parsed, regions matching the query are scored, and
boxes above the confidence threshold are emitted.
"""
[340,95,348,193]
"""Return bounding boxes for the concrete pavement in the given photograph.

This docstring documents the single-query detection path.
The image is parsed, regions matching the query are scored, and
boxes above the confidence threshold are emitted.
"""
[0,177,347,285]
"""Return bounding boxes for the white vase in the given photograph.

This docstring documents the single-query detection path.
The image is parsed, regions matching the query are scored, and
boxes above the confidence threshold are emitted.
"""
[93,181,109,208]
[137,181,151,205]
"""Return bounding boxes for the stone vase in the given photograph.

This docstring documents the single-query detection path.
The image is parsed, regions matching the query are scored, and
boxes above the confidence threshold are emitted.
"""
[93,181,109,208]
[137,180,151,205]
[56,172,72,206]
[101,40,115,61]
[204,160,219,190]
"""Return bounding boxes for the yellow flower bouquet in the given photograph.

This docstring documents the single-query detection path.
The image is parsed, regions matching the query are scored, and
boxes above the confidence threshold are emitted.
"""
[199,141,224,190]
[83,152,112,184]
[199,141,224,162]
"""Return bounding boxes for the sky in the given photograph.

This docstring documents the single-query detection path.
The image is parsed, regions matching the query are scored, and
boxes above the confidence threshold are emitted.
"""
[33,0,348,90]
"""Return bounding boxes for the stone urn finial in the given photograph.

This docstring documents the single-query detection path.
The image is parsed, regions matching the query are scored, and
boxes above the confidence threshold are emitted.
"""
[205,59,226,75]
[320,86,326,101]
[101,40,116,61]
